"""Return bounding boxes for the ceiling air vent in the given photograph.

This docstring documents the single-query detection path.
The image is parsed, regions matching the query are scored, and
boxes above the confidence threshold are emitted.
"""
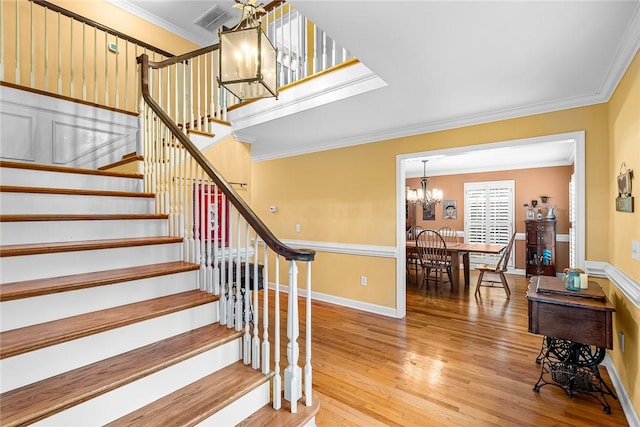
[194,5,233,33]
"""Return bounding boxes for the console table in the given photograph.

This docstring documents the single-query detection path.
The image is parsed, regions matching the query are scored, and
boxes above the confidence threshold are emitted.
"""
[526,276,617,413]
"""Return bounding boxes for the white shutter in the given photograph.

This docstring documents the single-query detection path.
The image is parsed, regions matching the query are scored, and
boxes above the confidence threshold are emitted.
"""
[569,174,576,268]
[464,181,514,266]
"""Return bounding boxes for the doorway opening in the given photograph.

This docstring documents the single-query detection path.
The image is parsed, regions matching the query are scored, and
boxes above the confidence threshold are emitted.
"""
[395,131,585,319]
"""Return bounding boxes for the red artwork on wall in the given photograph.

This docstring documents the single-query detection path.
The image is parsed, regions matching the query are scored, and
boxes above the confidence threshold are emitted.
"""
[193,183,230,247]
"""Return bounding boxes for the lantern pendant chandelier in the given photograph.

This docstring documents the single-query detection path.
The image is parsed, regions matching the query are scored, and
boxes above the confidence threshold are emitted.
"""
[408,160,443,209]
[218,0,278,101]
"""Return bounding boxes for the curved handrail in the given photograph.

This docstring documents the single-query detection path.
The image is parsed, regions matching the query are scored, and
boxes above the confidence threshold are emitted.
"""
[137,53,315,262]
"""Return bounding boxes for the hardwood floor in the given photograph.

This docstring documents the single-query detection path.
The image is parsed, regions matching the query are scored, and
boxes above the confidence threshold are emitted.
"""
[284,272,628,427]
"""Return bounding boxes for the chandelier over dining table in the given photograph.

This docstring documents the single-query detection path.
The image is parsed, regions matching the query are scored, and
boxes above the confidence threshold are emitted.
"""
[407,160,443,209]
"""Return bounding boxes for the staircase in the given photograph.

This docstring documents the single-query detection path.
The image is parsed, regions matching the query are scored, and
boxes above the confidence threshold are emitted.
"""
[0,161,317,426]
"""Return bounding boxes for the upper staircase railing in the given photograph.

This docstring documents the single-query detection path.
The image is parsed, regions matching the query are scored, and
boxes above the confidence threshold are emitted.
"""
[1,0,354,113]
[0,0,174,112]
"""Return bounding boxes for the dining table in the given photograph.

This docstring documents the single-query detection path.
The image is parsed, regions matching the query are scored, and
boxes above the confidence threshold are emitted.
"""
[406,240,507,288]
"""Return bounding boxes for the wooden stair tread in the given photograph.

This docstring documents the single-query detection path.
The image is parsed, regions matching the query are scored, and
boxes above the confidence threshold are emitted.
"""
[237,396,320,427]
[0,185,154,198]
[0,261,200,301]
[0,324,241,427]
[106,361,269,426]
[0,160,143,179]
[0,236,183,257]
[0,290,218,359]
[98,153,144,171]
[0,213,168,222]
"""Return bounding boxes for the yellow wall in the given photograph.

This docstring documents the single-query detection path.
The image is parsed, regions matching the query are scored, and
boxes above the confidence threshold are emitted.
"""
[606,50,640,415]
[252,55,639,414]
[202,135,253,204]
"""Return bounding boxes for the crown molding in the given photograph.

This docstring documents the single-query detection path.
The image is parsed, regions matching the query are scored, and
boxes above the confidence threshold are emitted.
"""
[251,9,640,163]
[252,88,608,162]
[598,5,640,101]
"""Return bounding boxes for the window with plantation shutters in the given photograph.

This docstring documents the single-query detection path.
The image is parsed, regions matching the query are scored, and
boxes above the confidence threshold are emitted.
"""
[464,181,514,266]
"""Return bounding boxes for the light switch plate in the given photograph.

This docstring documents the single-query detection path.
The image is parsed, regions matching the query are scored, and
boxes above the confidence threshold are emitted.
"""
[632,240,640,260]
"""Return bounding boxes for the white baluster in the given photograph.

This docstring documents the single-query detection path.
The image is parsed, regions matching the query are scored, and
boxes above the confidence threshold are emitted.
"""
[29,0,34,87]
[0,0,5,81]
[272,255,282,410]
[312,26,318,75]
[243,223,251,364]
[15,0,20,85]
[262,243,270,375]
[322,31,327,71]
[226,206,235,327]
[124,42,129,110]
[196,56,201,131]
[93,27,97,102]
[331,39,336,68]
[235,212,243,332]
[189,59,194,130]
[252,237,260,370]
[206,180,214,293]
[287,8,292,85]
[82,23,86,100]
[58,13,62,92]
[114,36,119,108]
[196,175,205,290]
[304,262,312,406]
[218,188,227,325]
[284,261,301,413]
[104,31,108,105]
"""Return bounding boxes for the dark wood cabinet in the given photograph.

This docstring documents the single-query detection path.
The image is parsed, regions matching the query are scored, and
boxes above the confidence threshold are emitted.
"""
[525,220,556,277]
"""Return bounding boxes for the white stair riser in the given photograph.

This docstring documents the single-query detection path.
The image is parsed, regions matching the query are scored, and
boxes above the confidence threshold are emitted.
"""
[198,382,271,426]
[0,219,168,245]
[31,338,241,426]
[1,302,220,393]
[0,168,143,192]
[0,243,183,283]
[0,192,155,215]
[1,270,199,331]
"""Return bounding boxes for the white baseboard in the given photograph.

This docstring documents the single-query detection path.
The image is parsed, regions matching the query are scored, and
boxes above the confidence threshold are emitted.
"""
[268,283,396,318]
[603,355,640,427]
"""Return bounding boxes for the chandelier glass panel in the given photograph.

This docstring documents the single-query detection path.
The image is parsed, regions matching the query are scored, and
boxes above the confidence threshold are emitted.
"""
[407,160,443,209]
[218,1,278,101]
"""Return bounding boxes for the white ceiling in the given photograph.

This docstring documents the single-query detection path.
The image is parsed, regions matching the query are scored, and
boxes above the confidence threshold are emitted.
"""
[108,0,640,176]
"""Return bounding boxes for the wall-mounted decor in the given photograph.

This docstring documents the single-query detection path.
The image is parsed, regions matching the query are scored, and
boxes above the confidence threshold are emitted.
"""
[443,200,457,219]
[423,203,436,221]
[616,162,634,213]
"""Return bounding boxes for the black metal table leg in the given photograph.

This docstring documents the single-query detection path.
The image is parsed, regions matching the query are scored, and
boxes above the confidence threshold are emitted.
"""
[533,336,617,414]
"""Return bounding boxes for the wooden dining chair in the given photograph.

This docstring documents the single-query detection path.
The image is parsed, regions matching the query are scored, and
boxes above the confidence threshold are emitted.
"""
[474,231,517,297]
[416,229,452,289]
[438,227,458,246]
[437,227,457,285]
[406,226,423,284]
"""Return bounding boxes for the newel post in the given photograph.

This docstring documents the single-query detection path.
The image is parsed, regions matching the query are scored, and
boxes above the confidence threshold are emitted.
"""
[284,260,301,413]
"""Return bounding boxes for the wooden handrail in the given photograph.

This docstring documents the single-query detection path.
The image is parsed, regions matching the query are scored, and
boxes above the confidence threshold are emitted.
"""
[137,53,315,262]
[147,44,220,68]
[32,0,175,58]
